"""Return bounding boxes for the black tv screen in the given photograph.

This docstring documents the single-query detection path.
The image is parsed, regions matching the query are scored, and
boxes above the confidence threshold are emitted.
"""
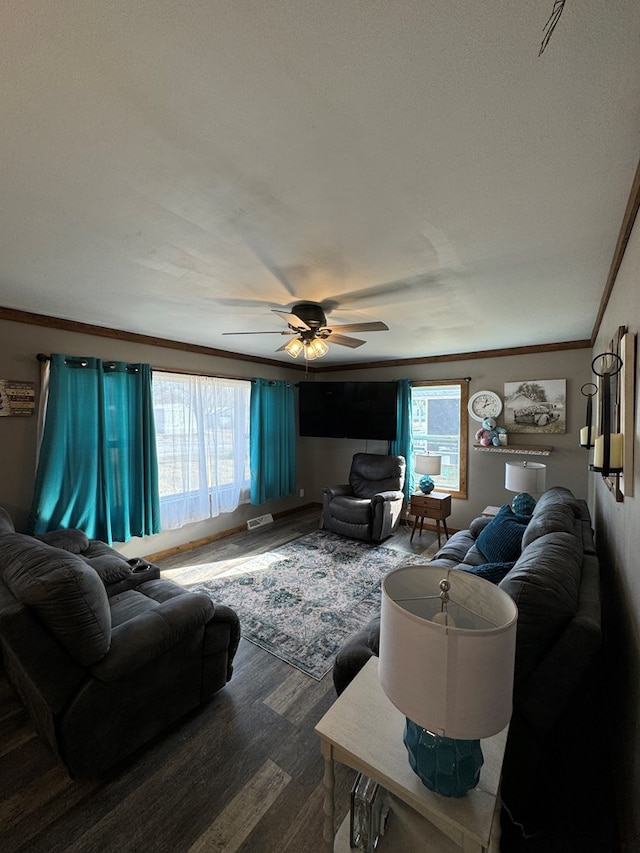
[298,381,398,440]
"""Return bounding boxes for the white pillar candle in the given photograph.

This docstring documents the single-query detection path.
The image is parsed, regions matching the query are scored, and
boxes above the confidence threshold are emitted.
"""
[593,433,623,469]
[580,427,595,446]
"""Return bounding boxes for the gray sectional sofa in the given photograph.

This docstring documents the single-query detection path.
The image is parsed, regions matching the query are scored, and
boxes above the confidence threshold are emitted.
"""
[332,487,603,839]
[0,508,240,778]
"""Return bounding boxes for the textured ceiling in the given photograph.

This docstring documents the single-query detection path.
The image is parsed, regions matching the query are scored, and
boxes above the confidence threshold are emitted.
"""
[1,1,639,365]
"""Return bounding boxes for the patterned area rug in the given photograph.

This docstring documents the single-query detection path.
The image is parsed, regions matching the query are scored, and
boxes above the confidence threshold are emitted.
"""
[185,530,428,680]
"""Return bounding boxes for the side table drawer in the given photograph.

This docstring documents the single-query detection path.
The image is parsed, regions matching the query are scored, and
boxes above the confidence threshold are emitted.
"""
[410,494,451,519]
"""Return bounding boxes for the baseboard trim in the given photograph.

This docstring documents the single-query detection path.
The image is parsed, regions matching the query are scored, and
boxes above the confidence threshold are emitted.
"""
[144,503,321,563]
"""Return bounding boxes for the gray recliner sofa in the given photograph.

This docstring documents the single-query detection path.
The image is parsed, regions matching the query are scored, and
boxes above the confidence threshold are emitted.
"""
[332,487,603,841]
[322,452,406,543]
[0,507,240,778]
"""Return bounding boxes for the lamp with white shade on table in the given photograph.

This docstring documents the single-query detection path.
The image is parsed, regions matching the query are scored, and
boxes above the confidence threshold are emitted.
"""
[414,453,442,494]
[379,565,518,798]
[504,459,547,515]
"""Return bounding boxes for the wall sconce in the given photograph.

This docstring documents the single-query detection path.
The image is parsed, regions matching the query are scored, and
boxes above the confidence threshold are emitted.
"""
[587,326,636,501]
[590,351,623,478]
[579,382,597,449]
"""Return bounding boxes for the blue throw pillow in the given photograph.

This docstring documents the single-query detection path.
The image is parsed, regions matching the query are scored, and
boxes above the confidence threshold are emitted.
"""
[476,504,530,563]
[461,561,515,584]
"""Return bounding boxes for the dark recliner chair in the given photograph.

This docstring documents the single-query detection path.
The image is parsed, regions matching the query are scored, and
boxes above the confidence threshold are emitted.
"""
[322,452,406,543]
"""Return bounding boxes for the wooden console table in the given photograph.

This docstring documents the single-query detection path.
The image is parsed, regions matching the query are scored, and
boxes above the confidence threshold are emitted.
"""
[315,658,507,852]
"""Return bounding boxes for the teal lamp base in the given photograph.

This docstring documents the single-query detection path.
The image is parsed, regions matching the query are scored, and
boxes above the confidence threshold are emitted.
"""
[511,492,536,516]
[403,719,483,798]
[418,475,435,494]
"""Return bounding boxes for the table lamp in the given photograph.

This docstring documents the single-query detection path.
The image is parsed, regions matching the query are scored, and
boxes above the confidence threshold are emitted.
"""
[379,565,517,798]
[414,454,442,494]
[504,460,546,515]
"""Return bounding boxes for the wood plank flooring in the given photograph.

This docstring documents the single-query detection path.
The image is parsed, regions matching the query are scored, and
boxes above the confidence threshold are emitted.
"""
[0,509,436,853]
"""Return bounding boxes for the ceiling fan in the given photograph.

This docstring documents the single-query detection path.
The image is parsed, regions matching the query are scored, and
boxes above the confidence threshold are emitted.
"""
[222,301,389,359]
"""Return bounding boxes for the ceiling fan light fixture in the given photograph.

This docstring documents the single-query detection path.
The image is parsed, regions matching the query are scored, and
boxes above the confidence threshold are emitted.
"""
[284,337,304,358]
[303,340,318,360]
[309,338,329,358]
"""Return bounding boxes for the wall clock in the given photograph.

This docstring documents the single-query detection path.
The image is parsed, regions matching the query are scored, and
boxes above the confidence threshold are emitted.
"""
[468,390,503,421]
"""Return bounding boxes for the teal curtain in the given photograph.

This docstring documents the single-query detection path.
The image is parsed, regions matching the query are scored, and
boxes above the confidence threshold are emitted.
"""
[250,378,296,504]
[28,353,160,543]
[389,378,414,498]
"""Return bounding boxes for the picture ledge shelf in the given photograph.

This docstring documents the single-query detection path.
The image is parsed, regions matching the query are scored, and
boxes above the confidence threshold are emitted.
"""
[473,444,552,456]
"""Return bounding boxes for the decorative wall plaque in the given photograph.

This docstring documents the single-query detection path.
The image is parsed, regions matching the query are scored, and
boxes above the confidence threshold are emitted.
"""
[0,380,35,417]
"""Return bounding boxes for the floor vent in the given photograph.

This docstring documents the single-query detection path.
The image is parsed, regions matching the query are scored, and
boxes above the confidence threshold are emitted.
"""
[246,513,274,531]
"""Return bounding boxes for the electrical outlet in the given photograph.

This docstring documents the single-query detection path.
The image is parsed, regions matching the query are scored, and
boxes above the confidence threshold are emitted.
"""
[299,488,305,498]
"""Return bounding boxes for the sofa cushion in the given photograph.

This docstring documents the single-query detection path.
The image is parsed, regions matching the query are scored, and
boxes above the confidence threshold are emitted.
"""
[36,528,89,554]
[349,453,405,499]
[0,533,111,666]
[460,561,515,584]
[532,486,581,519]
[476,505,530,562]
[329,495,372,524]
[521,503,576,550]
[82,553,134,585]
[499,531,581,685]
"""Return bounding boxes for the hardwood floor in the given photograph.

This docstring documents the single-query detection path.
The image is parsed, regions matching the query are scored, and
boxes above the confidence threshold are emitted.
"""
[0,508,436,853]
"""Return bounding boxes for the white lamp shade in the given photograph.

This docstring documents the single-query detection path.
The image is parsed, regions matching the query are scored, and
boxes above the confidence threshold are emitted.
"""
[414,454,442,476]
[504,461,546,494]
[379,565,517,740]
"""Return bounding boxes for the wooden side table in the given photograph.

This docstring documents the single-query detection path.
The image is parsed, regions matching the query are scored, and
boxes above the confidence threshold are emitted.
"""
[481,505,501,518]
[409,492,451,545]
[315,658,507,852]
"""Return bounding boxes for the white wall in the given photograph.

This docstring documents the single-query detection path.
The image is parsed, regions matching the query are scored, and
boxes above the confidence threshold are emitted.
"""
[591,214,640,851]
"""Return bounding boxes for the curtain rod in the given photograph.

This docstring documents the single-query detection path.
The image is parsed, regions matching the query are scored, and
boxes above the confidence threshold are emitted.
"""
[37,355,292,385]
[36,353,141,372]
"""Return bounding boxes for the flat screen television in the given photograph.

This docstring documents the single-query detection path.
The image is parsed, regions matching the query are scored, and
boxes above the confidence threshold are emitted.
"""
[298,381,398,440]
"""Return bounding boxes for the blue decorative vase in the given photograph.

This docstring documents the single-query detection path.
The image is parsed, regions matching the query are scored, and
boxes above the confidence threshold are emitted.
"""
[419,475,435,494]
[403,719,483,798]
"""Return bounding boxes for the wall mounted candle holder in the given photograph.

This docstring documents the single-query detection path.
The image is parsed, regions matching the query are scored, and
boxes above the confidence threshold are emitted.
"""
[588,325,636,502]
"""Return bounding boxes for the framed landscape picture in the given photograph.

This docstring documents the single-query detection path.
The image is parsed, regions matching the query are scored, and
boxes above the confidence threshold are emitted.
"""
[503,379,566,434]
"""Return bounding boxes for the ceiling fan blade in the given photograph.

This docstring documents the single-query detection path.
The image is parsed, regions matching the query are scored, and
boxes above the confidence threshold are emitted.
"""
[221,330,292,336]
[325,333,366,348]
[323,321,389,334]
[271,309,311,330]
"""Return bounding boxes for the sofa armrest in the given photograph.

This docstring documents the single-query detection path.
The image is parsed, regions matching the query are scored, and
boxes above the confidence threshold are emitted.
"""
[0,582,86,711]
[91,592,214,682]
[333,615,380,695]
[323,484,353,499]
[203,603,241,681]
[372,490,404,504]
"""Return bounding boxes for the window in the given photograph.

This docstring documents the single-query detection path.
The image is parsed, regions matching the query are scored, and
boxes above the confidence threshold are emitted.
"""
[411,380,468,499]
[153,371,251,530]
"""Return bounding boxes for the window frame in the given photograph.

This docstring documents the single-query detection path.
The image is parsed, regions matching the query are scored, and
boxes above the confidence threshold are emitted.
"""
[411,379,468,500]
